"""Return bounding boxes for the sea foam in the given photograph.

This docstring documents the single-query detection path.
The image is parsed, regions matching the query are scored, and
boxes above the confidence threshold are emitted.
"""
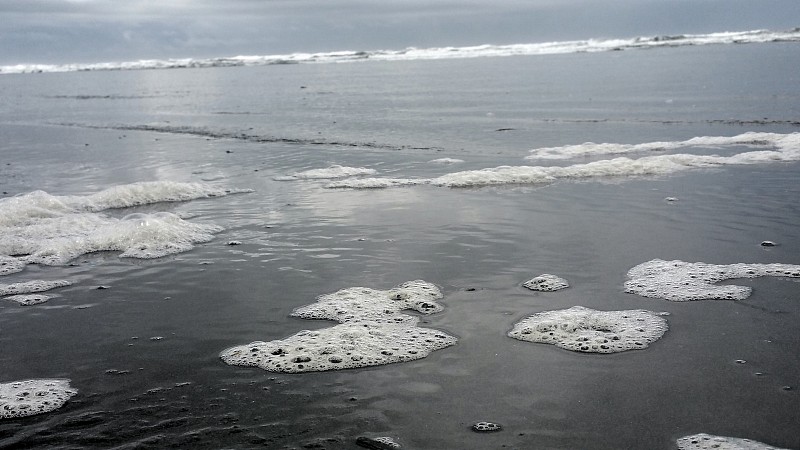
[221,281,457,373]
[275,165,377,181]
[625,259,800,301]
[3,28,798,74]
[0,280,72,296]
[677,433,789,450]
[0,182,245,272]
[508,306,668,353]
[522,274,569,291]
[525,131,799,160]
[325,132,800,189]
[0,379,78,419]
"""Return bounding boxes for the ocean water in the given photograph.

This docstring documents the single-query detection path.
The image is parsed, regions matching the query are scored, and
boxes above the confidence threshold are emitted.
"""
[1,37,799,449]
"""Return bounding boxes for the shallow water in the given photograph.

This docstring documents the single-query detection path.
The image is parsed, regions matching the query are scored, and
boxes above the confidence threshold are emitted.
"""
[1,42,799,449]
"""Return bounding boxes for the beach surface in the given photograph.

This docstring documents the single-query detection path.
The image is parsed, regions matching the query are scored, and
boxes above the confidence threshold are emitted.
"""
[1,41,799,449]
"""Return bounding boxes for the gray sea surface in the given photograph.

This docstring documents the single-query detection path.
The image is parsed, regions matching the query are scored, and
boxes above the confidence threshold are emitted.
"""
[1,42,799,449]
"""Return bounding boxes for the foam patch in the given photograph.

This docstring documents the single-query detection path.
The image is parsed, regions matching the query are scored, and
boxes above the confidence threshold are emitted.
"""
[221,280,457,373]
[523,274,569,291]
[508,306,667,353]
[0,379,78,419]
[677,433,788,450]
[82,181,249,211]
[356,436,401,449]
[0,182,246,222]
[323,132,800,189]
[0,256,25,276]
[326,178,425,189]
[526,132,798,160]
[221,322,456,373]
[0,182,240,271]
[278,165,377,180]
[291,280,445,324]
[472,421,503,432]
[625,259,800,301]
[0,280,72,296]
[428,158,465,164]
[4,294,53,306]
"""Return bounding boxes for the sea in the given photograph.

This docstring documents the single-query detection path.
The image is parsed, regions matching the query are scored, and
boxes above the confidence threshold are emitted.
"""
[0,30,799,449]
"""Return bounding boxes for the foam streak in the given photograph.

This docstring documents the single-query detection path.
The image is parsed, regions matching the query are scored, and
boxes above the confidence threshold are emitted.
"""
[3,28,798,75]
[325,132,800,189]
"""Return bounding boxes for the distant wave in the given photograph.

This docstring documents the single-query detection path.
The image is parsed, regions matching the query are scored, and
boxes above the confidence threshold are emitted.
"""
[2,28,799,75]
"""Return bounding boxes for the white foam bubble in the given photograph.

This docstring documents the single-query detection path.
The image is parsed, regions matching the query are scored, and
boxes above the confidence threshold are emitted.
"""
[508,306,668,353]
[278,165,378,180]
[4,294,53,306]
[625,259,800,301]
[0,182,241,271]
[221,281,457,373]
[522,274,569,291]
[0,280,72,296]
[0,379,77,419]
[677,433,789,450]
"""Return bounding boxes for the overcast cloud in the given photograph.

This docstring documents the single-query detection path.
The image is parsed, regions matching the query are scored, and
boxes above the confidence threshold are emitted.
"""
[1,0,798,65]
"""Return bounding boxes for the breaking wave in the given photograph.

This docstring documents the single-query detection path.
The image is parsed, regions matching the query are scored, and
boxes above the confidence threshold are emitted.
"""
[3,28,799,75]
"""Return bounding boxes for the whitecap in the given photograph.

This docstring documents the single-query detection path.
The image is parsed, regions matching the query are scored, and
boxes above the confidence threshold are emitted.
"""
[3,29,798,74]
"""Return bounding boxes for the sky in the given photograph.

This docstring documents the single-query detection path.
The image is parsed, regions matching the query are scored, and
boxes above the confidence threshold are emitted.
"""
[1,0,798,65]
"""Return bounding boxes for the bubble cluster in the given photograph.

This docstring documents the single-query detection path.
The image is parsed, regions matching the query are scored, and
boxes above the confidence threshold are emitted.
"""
[291,280,445,324]
[522,274,569,291]
[356,436,401,449]
[0,280,72,296]
[0,379,78,419]
[625,259,800,301]
[508,306,668,353]
[677,433,788,450]
[221,281,457,373]
[526,132,799,160]
[472,421,503,432]
[0,256,25,276]
[4,294,53,306]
